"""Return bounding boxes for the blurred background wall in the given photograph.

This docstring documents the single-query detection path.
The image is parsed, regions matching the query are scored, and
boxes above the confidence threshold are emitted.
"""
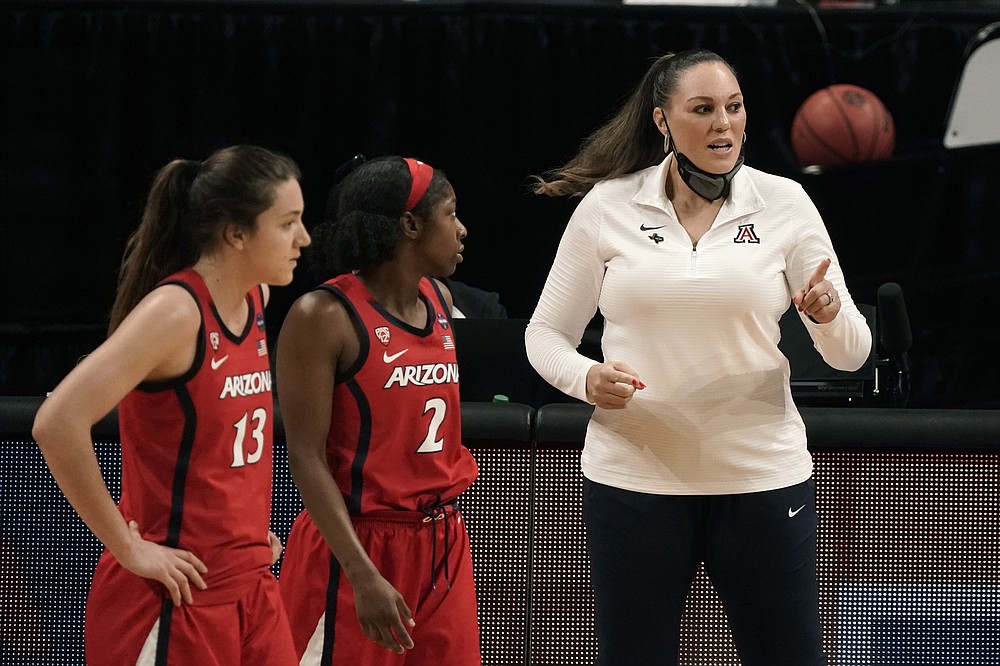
[2,0,998,407]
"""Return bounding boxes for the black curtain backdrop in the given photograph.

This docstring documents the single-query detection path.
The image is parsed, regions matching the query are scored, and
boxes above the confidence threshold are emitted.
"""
[2,1,999,406]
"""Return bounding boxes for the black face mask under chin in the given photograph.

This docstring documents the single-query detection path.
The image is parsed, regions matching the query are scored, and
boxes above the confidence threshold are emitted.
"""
[673,147,745,202]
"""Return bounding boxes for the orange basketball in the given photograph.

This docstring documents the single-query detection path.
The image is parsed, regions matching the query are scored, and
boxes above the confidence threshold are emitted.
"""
[791,84,895,167]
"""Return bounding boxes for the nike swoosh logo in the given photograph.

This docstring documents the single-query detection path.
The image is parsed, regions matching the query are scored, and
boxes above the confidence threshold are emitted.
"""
[210,355,229,370]
[383,349,409,363]
[639,224,666,231]
[788,505,806,518]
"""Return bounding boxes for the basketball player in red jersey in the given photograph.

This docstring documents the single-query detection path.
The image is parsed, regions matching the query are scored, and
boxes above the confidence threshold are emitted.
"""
[276,155,481,665]
[32,145,311,664]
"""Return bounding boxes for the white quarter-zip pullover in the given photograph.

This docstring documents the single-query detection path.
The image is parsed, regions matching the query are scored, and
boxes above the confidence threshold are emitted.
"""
[526,155,872,494]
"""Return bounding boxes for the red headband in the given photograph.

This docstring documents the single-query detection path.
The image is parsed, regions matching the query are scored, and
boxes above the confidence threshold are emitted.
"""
[404,158,434,212]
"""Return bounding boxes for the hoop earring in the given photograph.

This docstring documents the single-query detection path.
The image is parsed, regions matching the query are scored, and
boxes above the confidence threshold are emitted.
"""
[663,133,671,154]
[743,131,748,145]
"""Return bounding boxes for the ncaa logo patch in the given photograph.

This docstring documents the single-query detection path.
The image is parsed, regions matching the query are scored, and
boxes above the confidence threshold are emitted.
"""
[437,312,450,329]
[374,326,391,346]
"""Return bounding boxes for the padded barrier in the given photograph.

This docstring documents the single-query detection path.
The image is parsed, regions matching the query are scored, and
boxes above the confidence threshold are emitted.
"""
[2,396,999,665]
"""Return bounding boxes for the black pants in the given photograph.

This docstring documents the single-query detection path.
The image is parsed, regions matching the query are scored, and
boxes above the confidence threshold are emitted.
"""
[583,477,827,666]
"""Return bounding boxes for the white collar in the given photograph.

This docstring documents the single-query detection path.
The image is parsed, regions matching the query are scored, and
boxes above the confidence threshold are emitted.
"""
[630,154,766,220]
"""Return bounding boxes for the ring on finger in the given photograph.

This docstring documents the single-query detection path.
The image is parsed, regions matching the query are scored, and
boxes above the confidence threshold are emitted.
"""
[824,291,835,306]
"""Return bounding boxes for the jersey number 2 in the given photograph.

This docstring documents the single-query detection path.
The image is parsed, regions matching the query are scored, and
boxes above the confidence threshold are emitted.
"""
[231,408,266,467]
[415,397,446,453]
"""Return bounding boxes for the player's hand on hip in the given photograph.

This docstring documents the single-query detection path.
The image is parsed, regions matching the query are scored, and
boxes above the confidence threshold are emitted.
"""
[117,520,208,606]
[792,257,841,324]
[586,361,645,410]
[353,573,415,654]
[267,530,283,565]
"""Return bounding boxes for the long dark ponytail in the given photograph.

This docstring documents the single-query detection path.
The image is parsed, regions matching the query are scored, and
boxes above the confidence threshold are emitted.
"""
[532,50,735,197]
[109,145,300,333]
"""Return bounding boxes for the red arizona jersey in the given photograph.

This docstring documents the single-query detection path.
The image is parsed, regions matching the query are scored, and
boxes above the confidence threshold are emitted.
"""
[116,267,274,604]
[321,274,478,513]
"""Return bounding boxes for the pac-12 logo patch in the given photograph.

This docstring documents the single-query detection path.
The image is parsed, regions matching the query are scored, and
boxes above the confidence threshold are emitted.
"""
[256,312,266,331]
[437,312,450,329]
[210,331,220,351]
[374,326,391,346]
[734,223,760,244]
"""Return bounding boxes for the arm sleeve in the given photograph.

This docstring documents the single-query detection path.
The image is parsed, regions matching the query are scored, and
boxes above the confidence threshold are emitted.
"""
[525,192,606,403]
[786,186,873,372]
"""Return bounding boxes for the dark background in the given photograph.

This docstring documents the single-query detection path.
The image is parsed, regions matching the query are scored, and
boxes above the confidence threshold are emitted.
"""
[2,0,998,407]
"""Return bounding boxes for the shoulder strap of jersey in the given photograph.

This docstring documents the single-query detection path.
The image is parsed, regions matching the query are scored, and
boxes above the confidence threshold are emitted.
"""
[135,268,206,392]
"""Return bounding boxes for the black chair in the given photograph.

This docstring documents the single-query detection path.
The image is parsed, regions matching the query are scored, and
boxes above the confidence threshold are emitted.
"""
[453,318,581,408]
[778,302,878,406]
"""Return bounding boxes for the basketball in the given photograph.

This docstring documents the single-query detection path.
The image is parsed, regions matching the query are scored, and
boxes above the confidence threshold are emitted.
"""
[790,84,895,167]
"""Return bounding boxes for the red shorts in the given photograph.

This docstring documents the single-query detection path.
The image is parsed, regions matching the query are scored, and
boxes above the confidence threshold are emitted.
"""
[85,551,297,665]
[279,508,481,666]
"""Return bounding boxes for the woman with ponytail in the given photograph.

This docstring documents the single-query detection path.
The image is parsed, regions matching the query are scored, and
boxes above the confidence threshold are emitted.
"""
[33,145,310,664]
[275,155,481,665]
[527,50,872,665]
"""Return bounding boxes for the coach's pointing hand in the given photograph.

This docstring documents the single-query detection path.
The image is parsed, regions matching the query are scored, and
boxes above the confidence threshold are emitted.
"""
[793,257,841,324]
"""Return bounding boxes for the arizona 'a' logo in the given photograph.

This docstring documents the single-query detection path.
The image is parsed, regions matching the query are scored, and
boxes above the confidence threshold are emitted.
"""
[733,223,760,244]
[374,326,391,346]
